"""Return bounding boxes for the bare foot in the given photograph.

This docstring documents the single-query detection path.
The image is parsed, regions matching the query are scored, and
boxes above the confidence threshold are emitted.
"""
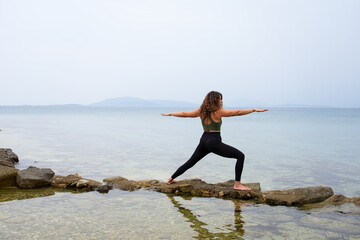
[167,178,178,184]
[233,183,251,191]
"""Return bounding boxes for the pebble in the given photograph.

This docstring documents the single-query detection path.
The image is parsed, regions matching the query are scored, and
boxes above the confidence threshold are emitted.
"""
[4,217,24,223]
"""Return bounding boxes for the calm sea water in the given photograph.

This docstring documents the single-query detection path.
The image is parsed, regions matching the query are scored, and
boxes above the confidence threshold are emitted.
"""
[1,106,359,239]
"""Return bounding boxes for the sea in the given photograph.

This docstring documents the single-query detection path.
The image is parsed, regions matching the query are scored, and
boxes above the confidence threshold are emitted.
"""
[0,106,359,239]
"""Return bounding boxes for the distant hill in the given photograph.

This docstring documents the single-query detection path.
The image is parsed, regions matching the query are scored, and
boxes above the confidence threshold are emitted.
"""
[89,97,198,107]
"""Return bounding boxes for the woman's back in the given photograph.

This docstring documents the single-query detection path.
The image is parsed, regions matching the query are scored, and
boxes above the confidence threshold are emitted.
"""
[201,111,222,132]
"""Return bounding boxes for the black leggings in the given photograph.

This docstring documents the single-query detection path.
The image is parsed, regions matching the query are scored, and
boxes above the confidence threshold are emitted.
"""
[171,132,245,181]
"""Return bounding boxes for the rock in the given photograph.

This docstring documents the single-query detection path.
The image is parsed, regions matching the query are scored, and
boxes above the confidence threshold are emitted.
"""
[0,148,19,168]
[104,177,262,200]
[137,179,159,188]
[76,179,102,189]
[16,166,55,189]
[51,174,82,188]
[178,184,193,193]
[322,194,348,205]
[262,186,334,206]
[216,180,261,191]
[95,184,112,193]
[0,165,19,188]
[316,195,360,207]
[76,179,90,188]
[51,174,101,190]
[353,197,360,206]
[103,176,141,191]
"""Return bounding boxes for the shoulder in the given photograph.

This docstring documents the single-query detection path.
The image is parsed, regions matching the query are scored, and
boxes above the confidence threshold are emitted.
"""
[212,109,223,120]
[216,108,228,116]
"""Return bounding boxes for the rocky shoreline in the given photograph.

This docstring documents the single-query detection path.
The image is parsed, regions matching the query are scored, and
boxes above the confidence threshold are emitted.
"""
[1,148,359,209]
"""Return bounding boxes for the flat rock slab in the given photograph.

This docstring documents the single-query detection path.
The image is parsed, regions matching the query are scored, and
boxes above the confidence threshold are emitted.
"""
[262,186,334,206]
[0,148,19,168]
[16,166,55,189]
[0,166,19,188]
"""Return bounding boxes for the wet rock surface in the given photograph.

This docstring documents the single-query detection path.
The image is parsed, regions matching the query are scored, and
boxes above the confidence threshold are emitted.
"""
[51,174,102,190]
[0,166,19,188]
[262,186,334,206]
[0,148,19,168]
[103,176,141,191]
[322,194,360,206]
[16,166,55,189]
[103,176,337,206]
[302,194,360,214]
[95,184,112,193]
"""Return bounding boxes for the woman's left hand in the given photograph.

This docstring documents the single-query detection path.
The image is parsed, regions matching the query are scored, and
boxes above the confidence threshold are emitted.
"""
[254,108,268,112]
[161,113,171,116]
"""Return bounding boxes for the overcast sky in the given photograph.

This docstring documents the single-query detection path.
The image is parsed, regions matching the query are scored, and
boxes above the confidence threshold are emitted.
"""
[0,0,359,107]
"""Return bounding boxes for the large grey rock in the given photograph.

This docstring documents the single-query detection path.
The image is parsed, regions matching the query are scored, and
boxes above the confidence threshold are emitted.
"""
[262,186,334,206]
[0,148,19,168]
[0,166,19,188]
[16,166,55,189]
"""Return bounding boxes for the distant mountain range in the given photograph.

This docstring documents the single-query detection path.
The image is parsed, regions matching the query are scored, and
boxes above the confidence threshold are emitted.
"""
[89,97,335,108]
[0,97,340,108]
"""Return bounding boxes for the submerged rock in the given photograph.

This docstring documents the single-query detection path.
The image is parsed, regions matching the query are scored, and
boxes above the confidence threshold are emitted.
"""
[302,194,360,213]
[0,166,19,188]
[0,148,19,168]
[322,194,360,206]
[16,166,55,189]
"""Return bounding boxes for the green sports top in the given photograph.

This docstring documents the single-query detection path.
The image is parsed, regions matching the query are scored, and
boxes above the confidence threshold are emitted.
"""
[201,116,222,131]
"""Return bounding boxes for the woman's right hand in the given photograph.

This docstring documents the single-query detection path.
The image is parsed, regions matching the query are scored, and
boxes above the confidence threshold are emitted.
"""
[161,113,171,116]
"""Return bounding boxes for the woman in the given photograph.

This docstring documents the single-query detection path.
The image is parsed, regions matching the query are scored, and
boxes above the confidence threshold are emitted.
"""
[161,91,267,190]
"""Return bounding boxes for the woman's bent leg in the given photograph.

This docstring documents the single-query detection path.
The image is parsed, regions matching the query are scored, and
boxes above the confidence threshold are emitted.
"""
[210,142,245,181]
[171,142,209,180]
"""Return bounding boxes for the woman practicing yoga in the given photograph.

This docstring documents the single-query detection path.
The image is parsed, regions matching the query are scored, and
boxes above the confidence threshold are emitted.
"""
[161,91,268,190]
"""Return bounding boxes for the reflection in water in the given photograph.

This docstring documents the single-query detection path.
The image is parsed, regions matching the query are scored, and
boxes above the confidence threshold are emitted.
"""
[167,194,245,239]
[0,189,359,239]
[0,186,88,203]
[233,201,245,234]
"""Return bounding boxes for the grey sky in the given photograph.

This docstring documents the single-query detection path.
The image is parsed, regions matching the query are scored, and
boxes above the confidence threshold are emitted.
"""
[1,0,359,107]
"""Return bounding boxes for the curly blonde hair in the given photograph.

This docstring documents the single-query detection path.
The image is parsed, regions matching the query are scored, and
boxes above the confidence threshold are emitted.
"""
[199,91,223,120]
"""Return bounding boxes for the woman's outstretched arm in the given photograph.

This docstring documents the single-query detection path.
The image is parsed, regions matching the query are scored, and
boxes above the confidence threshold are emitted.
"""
[219,108,268,117]
[161,108,200,118]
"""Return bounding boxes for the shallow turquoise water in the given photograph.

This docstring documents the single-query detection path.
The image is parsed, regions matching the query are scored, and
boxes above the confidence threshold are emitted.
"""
[0,189,359,239]
[0,106,360,239]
